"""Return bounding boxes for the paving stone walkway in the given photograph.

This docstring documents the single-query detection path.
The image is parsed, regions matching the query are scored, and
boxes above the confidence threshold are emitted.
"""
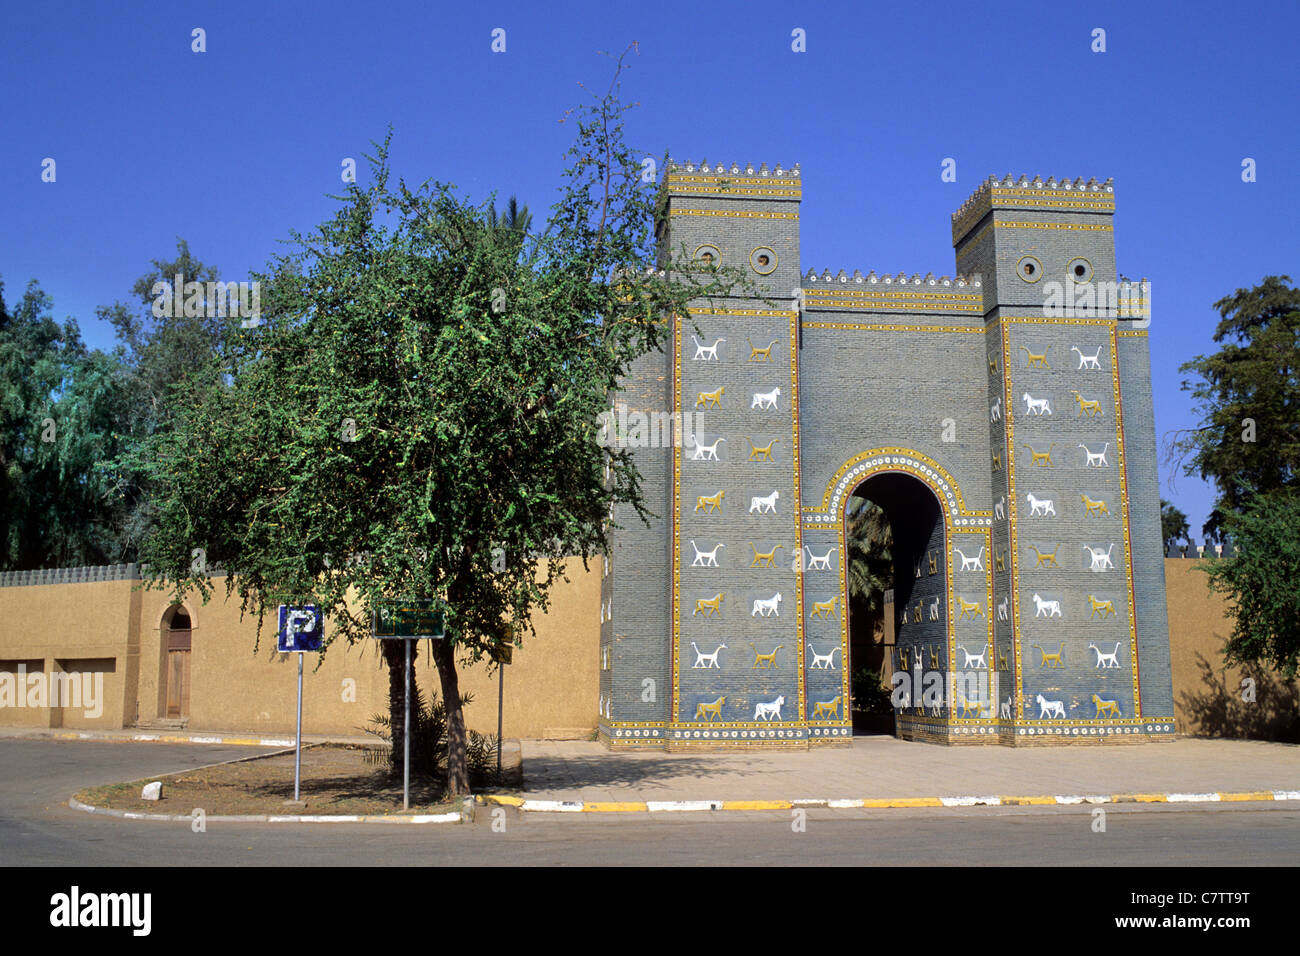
[519,736,1300,803]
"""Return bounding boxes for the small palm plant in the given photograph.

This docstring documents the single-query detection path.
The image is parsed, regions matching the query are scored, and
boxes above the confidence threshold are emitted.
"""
[364,685,499,790]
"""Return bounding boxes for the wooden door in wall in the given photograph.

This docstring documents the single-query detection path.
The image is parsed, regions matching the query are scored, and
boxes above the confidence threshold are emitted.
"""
[166,625,191,718]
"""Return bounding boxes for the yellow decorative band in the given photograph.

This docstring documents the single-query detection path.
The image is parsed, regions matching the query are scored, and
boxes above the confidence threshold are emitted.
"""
[805,303,982,314]
[670,208,800,220]
[804,322,983,332]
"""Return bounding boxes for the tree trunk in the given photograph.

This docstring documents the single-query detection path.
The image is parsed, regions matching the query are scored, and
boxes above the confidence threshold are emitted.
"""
[381,638,415,777]
[430,637,469,796]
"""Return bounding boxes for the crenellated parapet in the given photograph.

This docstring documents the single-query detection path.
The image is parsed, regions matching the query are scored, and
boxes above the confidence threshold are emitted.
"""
[665,159,802,200]
[952,174,1115,246]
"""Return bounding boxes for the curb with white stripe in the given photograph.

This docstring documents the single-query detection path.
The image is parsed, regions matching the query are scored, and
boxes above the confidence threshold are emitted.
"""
[68,797,469,824]
[479,790,1300,814]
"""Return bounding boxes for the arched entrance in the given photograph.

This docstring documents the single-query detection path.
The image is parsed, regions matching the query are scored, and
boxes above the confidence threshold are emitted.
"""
[162,605,192,719]
[841,472,945,736]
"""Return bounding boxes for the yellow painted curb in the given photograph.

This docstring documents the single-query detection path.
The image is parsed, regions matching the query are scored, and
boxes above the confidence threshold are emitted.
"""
[1114,793,1168,803]
[585,802,649,812]
[720,800,793,811]
[1218,791,1274,802]
[480,795,524,807]
[861,797,943,808]
[1000,795,1057,805]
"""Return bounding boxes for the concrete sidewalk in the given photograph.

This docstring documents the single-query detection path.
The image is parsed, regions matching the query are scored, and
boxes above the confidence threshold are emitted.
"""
[501,736,1300,810]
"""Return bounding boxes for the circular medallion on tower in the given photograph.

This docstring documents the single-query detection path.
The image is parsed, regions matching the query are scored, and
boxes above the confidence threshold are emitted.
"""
[1016,255,1043,283]
[693,243,721,268]
[750,246,778,275]
[1067,257,1093,283]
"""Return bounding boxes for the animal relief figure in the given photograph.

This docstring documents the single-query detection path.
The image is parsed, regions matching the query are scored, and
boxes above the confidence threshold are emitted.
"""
[996,596,1008,620]
[995,549,1007,572]
[1089,642,1122,669]
[1083,543,1116,571]
[1079,442,1111,467]
[691,642,727,669]
[695,385,725,409]
[1092,694,1121,718]
[955,596,985,620]
[692,335,724,361]
[1081,494,1109,516]
[1000,696,1012,719]
[927,551,939,575]
[958,644,987,668]
[1019,345,1050,368]
[748,338,778,362]
[1086,595,1116,619]
[1022,392,1052,416]
[1071,345,1103,370]
[811,695,841,720]
[751,593,783,617]
[1022,443,1055,467]
[751,386,781,410]
[954,546,985,571]
[754,695,785,720]
[695,696,726,721]
[990,396,1002,422]
[690,540,724,567]
[750,543,784,568]
[957,691,987,718]
[691,437,725,461]
[1032,642,1066,668]
[994,495,1005,520]
[1026,493,1056,516]
[695,489,725,513]
[927,645,941,669]
[1071,390,1104,418]
[807,643,840,670]
[1031,594,1063,618]
[804,546,835,571]
[693,593,724,618]
[1036,694,1066,719]
[747,438,779,461]
[809,595,840,620]
[1029,544,1060,569]
[749,490,780,514]
[928,596,940,621]
[750,643,784,669]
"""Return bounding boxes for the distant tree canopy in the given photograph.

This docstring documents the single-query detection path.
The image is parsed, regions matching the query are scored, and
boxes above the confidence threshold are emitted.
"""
[0,280,132,569]
[1160,499,1190,546]
[0,241,231,571]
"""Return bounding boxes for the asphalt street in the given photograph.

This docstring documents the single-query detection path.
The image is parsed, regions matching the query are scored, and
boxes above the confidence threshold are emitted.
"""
[3,739,1298,866]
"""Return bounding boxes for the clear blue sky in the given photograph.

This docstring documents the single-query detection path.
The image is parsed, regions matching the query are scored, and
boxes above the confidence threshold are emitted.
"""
[3,0,1297,538]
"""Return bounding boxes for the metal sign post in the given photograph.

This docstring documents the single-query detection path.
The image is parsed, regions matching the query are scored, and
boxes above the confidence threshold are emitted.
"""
[372,600,445,811]
[403,636,412,810]
[277,605,323,803]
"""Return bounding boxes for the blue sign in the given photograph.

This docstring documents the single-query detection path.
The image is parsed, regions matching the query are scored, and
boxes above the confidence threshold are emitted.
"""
[277,605,323,652]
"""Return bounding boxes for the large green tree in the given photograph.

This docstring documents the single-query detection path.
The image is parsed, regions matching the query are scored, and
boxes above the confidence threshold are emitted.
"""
[127,61,743,794]
[1201,490,1300,678]
[1170,275,1300,677]
[1171,275,1300,539]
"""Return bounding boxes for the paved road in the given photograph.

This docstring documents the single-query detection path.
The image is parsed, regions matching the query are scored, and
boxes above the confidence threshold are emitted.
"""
[3,739,1298,866]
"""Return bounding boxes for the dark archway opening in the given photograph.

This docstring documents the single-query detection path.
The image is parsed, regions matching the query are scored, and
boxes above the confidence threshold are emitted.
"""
[844,472,944,734]
[163,605,192,719]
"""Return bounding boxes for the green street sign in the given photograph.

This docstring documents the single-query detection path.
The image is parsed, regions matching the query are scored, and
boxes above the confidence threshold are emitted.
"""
[373,600,445,639]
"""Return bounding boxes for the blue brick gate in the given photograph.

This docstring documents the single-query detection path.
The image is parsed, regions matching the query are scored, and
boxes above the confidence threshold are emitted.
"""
[599,161,1174,749]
